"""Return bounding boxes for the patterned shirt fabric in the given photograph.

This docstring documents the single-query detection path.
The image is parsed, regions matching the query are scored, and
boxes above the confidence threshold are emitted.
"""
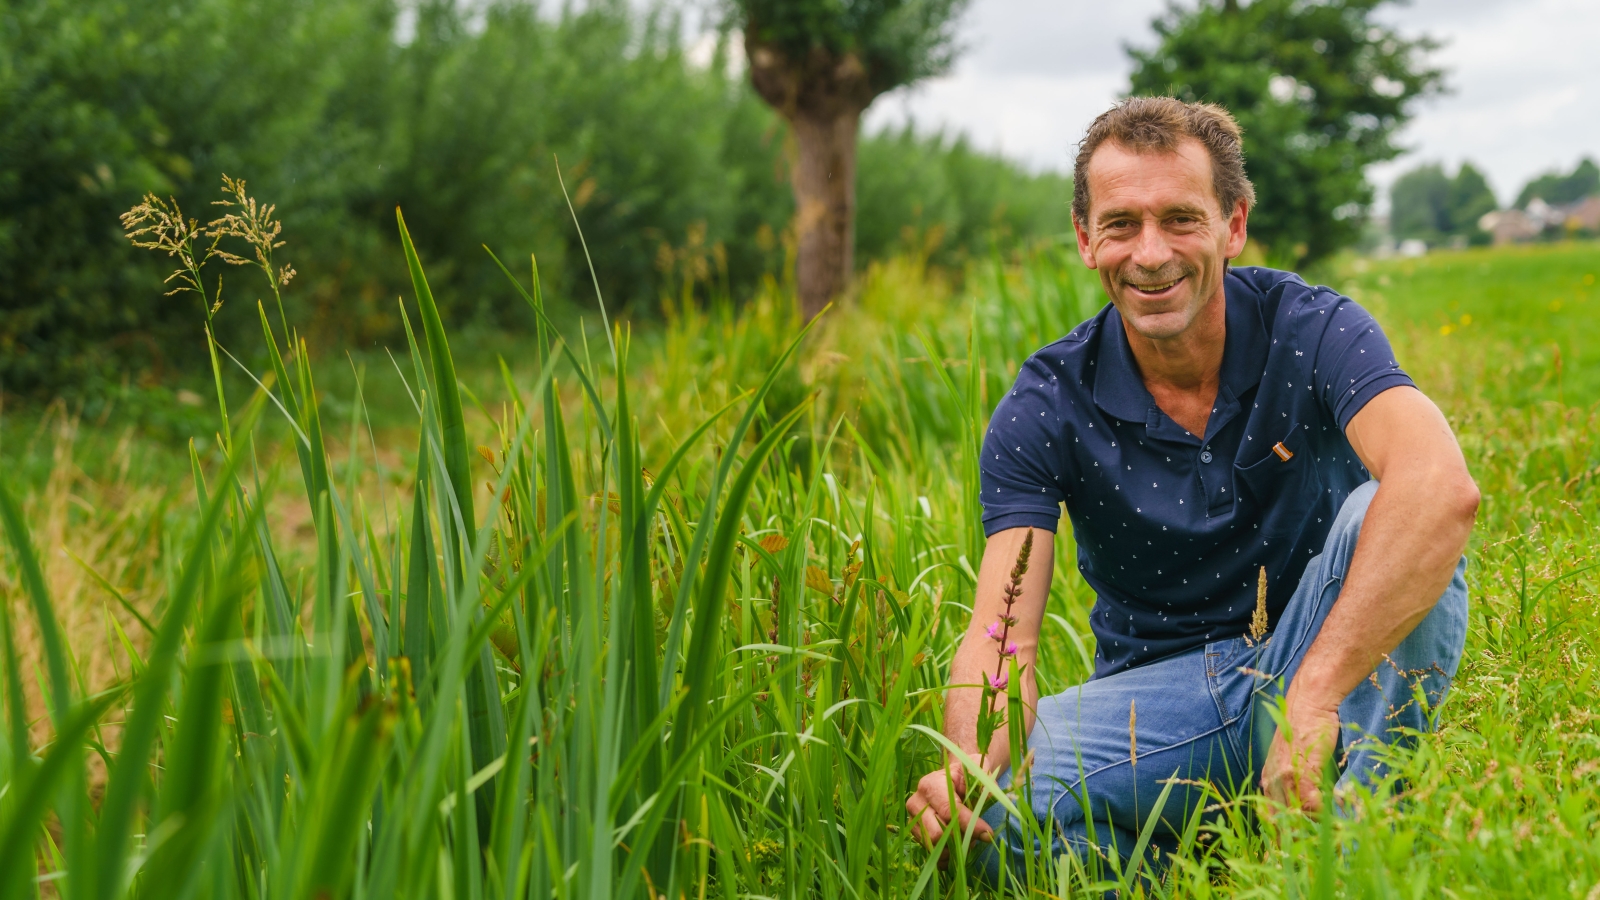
[979,266,1415,677]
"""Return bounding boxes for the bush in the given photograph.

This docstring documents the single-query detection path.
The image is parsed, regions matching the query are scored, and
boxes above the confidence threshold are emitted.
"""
[0,0,398,393]
[856,125,1074,266]
[0,0,1069,398]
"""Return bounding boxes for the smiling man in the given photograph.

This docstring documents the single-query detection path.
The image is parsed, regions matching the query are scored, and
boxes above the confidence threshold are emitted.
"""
[904,97,1478,879]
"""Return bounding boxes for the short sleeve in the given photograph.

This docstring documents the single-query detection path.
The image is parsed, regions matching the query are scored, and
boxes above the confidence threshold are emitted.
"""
[1311,297,1415,429]
[979,355,1067,536]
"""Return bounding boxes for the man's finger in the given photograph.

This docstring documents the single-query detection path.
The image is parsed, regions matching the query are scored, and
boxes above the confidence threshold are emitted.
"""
[1297,771,1323,814]
[947,764,968,798]
[925,783,953,824]
[1263,771,1285,806]
[952,797,995,842]
[919,807,945,848]
[905,791,926,820]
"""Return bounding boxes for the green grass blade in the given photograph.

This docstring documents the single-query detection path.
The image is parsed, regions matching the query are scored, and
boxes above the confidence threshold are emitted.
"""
[553,157,617,364]
[0,559,31,768]
[255,302,316,493]
[658,317,821,713]
[1122,767,1178,890]
[302,692,397,899]
[396,208,475,547]
[0,478,73,724]
[403,432,435,708]
[91,389,267,900]
[144,500,263,890]
[0,688,126,897]
[258,654,314,780]
[670,400,810,761]
[68,551,155,635]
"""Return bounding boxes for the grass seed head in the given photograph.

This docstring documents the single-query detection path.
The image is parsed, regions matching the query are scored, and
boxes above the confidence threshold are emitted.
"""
[1250,565,1269,642]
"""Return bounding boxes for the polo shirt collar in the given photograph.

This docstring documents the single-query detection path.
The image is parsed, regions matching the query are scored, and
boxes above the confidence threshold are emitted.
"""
[1092,272,1268,429]
[1091,305,1155,423]
[1218,271,1268,397]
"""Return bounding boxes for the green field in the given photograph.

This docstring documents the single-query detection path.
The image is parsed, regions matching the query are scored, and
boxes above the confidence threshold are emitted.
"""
[1,236,1597,898]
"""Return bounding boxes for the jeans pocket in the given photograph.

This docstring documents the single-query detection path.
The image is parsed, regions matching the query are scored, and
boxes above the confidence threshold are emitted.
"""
[1204,636,1259,725]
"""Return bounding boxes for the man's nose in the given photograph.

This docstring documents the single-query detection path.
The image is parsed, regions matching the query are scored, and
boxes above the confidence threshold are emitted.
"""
[1130,219,1172,270]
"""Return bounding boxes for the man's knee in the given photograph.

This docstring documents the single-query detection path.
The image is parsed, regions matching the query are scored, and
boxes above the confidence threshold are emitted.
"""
[1330,479,1379,538]
[1315,480,1380,574]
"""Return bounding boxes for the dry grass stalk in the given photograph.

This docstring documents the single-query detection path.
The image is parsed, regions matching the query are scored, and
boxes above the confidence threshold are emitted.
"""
[1129,699,1137,768]
[1250,565,1269,643]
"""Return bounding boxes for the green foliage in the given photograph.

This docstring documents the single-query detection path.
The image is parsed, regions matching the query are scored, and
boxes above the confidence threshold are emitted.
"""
[388,0,792,322]
[1390,161,1497,246]
[856,126,1074,267]
[0,0,1060,398]
[1515,157,1600,209]
[0,0,396,394]
[1128,0,1444,265]
[732,0,969,94]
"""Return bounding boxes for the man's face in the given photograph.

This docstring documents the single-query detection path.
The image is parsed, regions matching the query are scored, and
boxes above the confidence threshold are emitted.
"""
[1073,139,1248,342]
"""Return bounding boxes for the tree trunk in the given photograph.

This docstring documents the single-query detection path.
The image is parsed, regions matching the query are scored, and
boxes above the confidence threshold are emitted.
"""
[789,107,861,322]
[744,32,879,322]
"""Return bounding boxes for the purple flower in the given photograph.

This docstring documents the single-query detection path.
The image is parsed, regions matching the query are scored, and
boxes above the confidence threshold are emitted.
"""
[988,671,1009,691]
[1000,641,1018,658]
[986,622,1003,642]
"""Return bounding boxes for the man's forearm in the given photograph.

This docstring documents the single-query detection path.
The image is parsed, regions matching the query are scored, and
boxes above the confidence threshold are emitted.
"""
[1290,465,1478,712]
[944,636,1038,770]
[941,526,1055,772]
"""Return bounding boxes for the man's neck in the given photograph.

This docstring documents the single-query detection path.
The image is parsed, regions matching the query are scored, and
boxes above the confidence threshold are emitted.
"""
[1124,286,1227,390]
[1122,284,1227,436]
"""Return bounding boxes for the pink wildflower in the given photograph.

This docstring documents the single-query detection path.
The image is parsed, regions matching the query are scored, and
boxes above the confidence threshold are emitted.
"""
[988,671,1009,691]
[986,621,1003,642]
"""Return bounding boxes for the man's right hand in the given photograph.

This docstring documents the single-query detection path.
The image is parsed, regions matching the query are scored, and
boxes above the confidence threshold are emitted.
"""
[905,761,994,851]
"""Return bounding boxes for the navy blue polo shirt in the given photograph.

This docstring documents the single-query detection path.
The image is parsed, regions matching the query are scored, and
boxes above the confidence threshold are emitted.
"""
[979,267,1414,677]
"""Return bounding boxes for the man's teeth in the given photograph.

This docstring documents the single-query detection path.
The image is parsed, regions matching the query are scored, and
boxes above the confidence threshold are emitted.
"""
[1131,279,1180,292]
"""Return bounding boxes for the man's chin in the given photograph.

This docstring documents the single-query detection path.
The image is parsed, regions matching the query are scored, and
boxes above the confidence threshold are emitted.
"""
[1115,298,1196,341]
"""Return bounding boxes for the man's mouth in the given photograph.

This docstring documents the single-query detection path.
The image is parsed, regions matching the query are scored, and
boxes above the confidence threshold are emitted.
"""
[1125,276,1185,298]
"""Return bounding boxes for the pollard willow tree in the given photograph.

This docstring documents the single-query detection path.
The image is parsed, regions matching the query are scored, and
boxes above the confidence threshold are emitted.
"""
[731,0,969,319]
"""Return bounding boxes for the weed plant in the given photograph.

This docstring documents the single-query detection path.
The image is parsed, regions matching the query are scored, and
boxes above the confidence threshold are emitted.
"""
[0,181,1597,898]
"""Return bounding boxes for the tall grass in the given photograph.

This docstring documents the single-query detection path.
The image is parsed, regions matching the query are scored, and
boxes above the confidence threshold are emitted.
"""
[1,181,1598,898]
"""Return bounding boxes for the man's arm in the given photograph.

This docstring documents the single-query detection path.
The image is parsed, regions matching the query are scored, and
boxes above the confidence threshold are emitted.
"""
[1261,385,1479,810]
[905,526,1054,846]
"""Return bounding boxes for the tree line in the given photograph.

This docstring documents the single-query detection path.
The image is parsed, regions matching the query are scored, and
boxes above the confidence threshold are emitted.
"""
[0,0,1069,396]
[3,0,1449,397]
[1390,157,1600,247]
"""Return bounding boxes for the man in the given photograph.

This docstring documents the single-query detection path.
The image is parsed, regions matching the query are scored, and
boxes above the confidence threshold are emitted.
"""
[904,97,1477,880]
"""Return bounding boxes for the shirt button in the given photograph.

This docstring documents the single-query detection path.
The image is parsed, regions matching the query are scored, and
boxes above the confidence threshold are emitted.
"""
[1200,450,1214,464]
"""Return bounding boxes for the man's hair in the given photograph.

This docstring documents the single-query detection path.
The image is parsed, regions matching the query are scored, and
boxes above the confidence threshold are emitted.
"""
[1072,96,1256,226]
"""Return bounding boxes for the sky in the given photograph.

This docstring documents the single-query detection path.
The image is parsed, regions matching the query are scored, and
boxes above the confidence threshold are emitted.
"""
[861,0,1600,209]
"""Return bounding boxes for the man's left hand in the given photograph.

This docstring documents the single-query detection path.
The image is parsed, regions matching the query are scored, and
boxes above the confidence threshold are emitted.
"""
[1260,699,1341,813]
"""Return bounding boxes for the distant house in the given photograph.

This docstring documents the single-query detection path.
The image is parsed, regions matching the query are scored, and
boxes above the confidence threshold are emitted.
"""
[1564,196,1600,233]
[1477,209,1541,245]
[1478,194,1600,244]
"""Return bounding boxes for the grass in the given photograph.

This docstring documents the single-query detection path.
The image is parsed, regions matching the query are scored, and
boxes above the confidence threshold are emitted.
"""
[0,195,1598,899]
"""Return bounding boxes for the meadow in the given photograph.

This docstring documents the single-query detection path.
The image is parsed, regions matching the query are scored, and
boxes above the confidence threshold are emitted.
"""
[1,190,1597,898]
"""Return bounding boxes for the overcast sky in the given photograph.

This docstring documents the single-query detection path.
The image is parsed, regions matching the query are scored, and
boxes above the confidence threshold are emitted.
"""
[861,0,1600,209]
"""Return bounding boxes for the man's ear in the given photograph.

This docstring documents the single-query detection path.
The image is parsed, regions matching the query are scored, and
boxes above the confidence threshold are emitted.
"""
[1073,215,1097,269]
[1224,199,1249,260]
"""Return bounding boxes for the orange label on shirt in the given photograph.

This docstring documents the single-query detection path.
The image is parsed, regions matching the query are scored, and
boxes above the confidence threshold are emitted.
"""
[1272,441,1294,462]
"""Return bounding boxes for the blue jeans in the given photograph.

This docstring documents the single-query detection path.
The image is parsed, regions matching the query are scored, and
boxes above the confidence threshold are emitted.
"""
[973,480,1469,882]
